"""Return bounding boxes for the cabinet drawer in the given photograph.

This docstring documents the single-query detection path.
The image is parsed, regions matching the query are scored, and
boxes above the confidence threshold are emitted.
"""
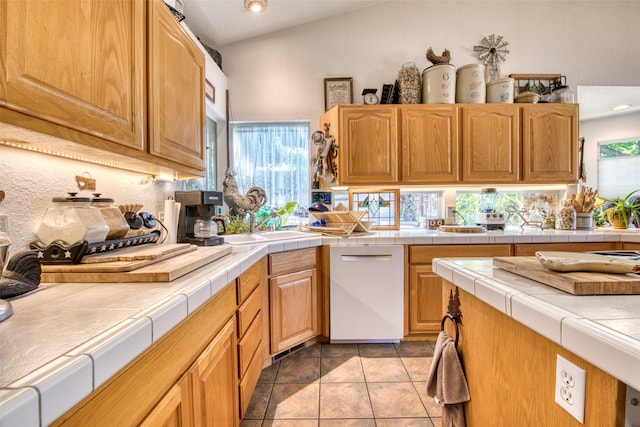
[269,248,316,276]
[410,244,512,264]
[514,242,618,256]
[239,343,263,418]
[237,283,262,338]
[238,311,263,378]
[238,261,262,304]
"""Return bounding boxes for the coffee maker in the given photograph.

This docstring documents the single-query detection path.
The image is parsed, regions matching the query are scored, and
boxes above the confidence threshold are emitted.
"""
[175,190,225,246]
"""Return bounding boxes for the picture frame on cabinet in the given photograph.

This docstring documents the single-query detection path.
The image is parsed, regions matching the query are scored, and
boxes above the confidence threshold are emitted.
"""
[324,77,353,111]
[205,79,215,103]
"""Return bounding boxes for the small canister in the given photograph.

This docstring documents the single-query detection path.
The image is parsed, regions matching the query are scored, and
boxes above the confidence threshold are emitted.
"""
[91,194,130,240]
[486,77,514,103]
[422,64,456,104]
[455,64,485,103]
[556,200,577,230]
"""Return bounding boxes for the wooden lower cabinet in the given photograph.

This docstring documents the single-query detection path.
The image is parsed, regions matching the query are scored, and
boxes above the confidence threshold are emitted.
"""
[406,245,512,337]
[191,317,239,427]
[441,281,626,426]
[513,242,618,256]
[270,269,319,353]
[140,371,193,427]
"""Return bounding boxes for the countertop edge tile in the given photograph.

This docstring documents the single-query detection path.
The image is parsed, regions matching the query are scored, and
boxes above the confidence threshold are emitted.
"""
[0,387,40,427]
[510,294,578,345]
[474,277,512,314]
[562,317,640,391]
[9,355,92,426]
[451,268,476,295]
[66,317,152,389]
[132,295,188,342]
[177,278,211,314]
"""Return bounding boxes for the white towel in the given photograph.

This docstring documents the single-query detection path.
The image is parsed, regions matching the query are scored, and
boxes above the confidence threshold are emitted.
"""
[426,330,470,427]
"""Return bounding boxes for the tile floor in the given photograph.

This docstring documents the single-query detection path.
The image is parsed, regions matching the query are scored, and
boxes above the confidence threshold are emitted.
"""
[241,341,442,426]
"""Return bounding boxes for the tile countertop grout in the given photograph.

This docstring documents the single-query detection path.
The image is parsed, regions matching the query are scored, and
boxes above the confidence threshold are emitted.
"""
[0,229,639,425]
[432,257,640,393]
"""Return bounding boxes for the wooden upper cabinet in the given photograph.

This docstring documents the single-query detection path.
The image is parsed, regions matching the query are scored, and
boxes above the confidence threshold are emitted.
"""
[338,107,399,185]
[148,0,205,170]
[401,105,460,183]
[462,105,520,183]
[0,0,145,150]
[522,104,578,183]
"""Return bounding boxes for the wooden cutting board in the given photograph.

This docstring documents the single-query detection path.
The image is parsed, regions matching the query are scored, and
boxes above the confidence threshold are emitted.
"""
[81,243,196,263]
[439,225,486,233]
[493,256,640,295]
[41,245,232,283]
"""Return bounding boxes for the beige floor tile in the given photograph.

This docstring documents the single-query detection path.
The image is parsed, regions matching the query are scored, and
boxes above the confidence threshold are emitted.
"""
[291,343,322,358]
[357,343,398,357]
[430,417,442,426]
[401,356,431,382]
[361,357,410,382]
[319,419,376,426]
[322,343,359,357]
[394,341,434,357]
[243,382,273,419]
[240,420,263,427]
[414,381,443,417]
[265,383,320,419]
[275,357,320,383]
[262,420,318,427]
[367,382,428,418]
[319,382,373,419]
[375,418,434,427]
[259,361,280,383]
[320,357,365,383]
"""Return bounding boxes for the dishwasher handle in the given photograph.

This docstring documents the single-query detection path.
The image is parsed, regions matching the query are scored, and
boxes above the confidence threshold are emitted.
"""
[340,254,394,262]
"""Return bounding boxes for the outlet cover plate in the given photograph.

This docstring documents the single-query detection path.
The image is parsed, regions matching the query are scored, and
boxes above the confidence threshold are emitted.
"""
[555,354,586,423]
[626,385,640,427]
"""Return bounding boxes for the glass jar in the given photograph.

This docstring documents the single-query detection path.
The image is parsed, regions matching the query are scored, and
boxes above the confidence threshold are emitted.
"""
[91,194,130,240]
[36,193,109,245]
[397,62,421,104]
[555,200,576,230]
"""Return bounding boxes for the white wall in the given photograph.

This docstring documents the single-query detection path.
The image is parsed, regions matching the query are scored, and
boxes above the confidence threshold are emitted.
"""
[219,1,640,124]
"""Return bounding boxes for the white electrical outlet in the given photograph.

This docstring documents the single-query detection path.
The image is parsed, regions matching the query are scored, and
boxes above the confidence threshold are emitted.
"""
[626,385,640,427]
[555,354,586,423]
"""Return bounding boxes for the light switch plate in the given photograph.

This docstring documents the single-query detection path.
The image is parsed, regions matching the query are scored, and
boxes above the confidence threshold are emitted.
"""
[626,385,640,427]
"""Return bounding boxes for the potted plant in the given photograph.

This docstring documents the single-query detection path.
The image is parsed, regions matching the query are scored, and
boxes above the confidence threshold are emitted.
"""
[601,190,640,229]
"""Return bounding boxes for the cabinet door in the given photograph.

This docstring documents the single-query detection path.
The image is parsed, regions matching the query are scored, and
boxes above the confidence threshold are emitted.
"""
[339,107,399,185]
[408,265,443,335]
[270,269,318,353]
[522,104,578,183]
[191,318,239,427]
[401,105,460,183]
[140,373,193,427]
[148,0,205,171]
[0,0,145,149]
[462,105,519,183]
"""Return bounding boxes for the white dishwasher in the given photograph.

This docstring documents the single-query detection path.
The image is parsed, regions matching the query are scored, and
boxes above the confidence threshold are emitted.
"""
[330,245,404,343]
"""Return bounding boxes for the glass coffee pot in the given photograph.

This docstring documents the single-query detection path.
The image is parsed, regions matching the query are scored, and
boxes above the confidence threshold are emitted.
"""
[193,217,226,238]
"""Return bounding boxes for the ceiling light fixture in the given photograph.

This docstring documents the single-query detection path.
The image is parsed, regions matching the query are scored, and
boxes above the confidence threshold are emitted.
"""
[611,103,631,111]
[244,0,266,13]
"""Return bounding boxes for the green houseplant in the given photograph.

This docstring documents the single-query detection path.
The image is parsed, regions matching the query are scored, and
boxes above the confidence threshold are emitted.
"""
[601,190,640,229]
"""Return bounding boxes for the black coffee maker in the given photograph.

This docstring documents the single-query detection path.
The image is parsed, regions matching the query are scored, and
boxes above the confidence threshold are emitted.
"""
[175,190,225,246]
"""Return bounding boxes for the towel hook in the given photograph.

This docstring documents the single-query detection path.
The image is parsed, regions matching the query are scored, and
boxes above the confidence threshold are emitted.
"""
[441,287,463,347]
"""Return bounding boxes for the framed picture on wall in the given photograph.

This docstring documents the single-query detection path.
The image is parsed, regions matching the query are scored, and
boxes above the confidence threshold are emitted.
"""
[324,77,353,111]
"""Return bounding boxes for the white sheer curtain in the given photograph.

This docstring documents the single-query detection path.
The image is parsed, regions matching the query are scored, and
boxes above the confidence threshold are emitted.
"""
[231,122,310,208]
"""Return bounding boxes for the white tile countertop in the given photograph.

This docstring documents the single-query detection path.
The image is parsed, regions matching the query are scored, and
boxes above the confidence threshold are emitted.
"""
[0,228,638,425]
[432,256,640,393]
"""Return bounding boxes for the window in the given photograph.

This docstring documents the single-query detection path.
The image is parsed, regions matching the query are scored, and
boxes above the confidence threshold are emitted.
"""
[230,121,310,218]
[185,116,218,191]
[598,136,640,199]
[399,191,440,227]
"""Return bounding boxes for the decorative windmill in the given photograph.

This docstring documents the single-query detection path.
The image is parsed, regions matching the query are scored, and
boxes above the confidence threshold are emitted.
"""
[474,34,510,82]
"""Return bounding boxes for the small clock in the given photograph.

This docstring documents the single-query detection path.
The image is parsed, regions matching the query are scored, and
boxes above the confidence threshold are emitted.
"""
[362,88,379,105]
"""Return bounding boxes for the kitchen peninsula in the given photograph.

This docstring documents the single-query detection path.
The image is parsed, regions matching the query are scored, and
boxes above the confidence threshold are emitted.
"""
[1,229,639,426]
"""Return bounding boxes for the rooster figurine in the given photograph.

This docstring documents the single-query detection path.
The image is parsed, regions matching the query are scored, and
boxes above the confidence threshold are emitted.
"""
[223,168,268,218]
[426,47,451,65]
[0,250,41,299]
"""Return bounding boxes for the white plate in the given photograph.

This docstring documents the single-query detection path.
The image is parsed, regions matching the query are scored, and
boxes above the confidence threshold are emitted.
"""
[535,251,640,274]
